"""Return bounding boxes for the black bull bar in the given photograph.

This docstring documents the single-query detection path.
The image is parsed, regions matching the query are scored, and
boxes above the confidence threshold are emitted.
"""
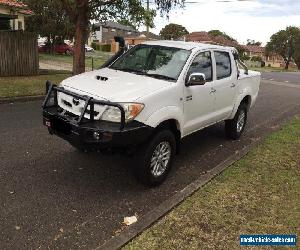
[42,81,126,130]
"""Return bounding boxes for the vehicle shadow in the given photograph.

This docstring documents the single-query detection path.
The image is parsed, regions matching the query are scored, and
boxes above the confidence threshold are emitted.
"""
[46,122,228,196]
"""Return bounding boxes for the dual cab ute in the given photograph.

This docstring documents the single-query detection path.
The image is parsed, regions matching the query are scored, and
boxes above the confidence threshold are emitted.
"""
[43,40,260,186]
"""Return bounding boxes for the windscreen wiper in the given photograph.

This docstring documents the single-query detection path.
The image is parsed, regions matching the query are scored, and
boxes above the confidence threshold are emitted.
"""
[113,67,145,75]
[145,73,176,81]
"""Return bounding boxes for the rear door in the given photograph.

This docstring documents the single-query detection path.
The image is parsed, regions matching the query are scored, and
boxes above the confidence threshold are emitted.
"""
[211,50,237,121]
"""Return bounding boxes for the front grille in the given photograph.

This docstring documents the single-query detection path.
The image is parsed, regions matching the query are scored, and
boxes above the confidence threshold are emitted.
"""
[63,100,72,107]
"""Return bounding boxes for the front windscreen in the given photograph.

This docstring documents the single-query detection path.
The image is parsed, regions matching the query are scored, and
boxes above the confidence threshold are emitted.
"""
[110,44,191,81]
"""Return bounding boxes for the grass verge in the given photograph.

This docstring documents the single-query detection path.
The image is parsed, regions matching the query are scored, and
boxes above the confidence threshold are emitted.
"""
[0,73,70,98]
[39,51,110,69]
[0,52,111,98]
[124,117,300,249]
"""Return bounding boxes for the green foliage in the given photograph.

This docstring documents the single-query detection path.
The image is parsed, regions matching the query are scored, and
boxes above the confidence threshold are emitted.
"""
[208,30,235,41]
[159,23,188,40]
[24,0,75,49]
[91,42,97,50]
[241,54,250,61]
[294,36,300,69]
[100,44,111,52]
[247,39,262,46]
[58,0,185,74]
[90,43,111,52]
[266,26,300,69]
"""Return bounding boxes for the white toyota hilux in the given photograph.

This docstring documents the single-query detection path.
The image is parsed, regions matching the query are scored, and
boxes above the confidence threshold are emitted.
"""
[43,40,260,186]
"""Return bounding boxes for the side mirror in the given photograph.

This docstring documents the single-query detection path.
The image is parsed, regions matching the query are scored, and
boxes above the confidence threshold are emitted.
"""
[186,73,206,87]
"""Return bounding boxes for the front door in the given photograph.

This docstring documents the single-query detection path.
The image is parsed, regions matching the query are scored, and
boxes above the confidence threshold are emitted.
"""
[183,51,216,136]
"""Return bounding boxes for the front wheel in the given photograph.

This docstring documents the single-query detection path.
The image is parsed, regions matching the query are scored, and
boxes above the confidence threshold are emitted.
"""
[225,103,248,140]
[134,130,176,186]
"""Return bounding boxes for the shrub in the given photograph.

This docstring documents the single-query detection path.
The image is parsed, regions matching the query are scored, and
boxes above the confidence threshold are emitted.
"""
[241,55,250,61]
[251,56,262,62]
[91,42,97,50]
[101,44,111,52]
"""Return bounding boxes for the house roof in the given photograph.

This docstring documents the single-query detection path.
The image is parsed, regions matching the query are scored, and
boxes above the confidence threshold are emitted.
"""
[0,0,33,15]
[243,45,265,53]
[186,31,245,51]
[186,32,213,43]
[143,40,234,52]
[94,21,137,32]
[140,31,161,40]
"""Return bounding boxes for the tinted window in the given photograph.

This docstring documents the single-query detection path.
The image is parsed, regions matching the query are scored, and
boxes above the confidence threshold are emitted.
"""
[215,51,231,79]
[187,51,212,81]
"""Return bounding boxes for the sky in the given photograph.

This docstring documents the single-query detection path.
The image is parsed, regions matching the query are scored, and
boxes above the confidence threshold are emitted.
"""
[146,0,300,45]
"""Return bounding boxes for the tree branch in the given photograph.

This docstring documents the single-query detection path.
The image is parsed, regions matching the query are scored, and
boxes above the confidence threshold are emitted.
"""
[60,0,76,21]
[89,0,117,10]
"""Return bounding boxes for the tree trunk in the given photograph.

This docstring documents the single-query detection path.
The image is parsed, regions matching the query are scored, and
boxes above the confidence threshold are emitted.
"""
[285,59,290,70]
[73,0,88,75]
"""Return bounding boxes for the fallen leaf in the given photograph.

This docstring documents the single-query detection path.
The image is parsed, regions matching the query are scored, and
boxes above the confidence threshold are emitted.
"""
[123,216,137,226]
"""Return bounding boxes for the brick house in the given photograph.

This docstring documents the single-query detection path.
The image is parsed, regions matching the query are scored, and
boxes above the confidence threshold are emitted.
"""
[185,31,214,43]
[186,31,241,48]
[242,45,265,59]
[242,45,289,68]
[0,0,32,30]
[91,21,140,44]
[186,32,292,68]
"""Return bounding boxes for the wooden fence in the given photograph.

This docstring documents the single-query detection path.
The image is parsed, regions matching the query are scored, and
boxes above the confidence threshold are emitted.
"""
[0,31,38,76]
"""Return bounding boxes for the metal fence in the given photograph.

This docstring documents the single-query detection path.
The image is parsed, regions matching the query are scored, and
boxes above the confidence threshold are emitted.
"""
[0,31,38,76]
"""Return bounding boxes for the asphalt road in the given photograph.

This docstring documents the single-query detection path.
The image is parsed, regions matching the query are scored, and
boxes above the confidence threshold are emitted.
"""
[1,74,300,249]
[261,71,300,84]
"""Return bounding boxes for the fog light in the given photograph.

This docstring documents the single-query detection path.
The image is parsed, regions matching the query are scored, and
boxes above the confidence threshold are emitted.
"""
[93,131,101,140]
[102,132,113,141]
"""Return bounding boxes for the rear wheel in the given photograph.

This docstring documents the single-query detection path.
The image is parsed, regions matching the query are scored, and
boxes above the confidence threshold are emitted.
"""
[134,130,176,186]
[225,103,248,140]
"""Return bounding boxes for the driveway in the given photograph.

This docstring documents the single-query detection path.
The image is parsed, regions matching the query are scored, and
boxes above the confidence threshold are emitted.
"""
[1,73,300,249]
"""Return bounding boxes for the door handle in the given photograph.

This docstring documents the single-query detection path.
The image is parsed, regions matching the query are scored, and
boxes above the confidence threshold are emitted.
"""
[210,88,216,94]
[230,83,236,88]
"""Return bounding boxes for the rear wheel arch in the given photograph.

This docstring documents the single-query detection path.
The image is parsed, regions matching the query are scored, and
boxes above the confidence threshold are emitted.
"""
[230,94,252,119]
[240,95,252,110]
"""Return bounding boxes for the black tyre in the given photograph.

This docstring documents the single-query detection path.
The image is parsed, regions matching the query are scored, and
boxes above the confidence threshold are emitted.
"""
[134,130,176,186]
[225,103,248,140]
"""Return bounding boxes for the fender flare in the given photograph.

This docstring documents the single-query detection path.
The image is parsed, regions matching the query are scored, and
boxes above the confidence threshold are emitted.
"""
[141,106,184,134]
[229,89,252,120]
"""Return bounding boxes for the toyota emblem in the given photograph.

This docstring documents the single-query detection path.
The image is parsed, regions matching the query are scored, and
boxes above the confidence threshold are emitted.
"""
[72,98,80,106]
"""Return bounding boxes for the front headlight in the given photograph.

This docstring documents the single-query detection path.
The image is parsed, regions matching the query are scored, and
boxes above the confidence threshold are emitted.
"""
[101,103,144,123]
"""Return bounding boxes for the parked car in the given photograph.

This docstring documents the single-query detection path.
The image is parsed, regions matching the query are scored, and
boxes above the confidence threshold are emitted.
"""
[38,42,74,55]
[85,44,94,52]
[42,41,261,186]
